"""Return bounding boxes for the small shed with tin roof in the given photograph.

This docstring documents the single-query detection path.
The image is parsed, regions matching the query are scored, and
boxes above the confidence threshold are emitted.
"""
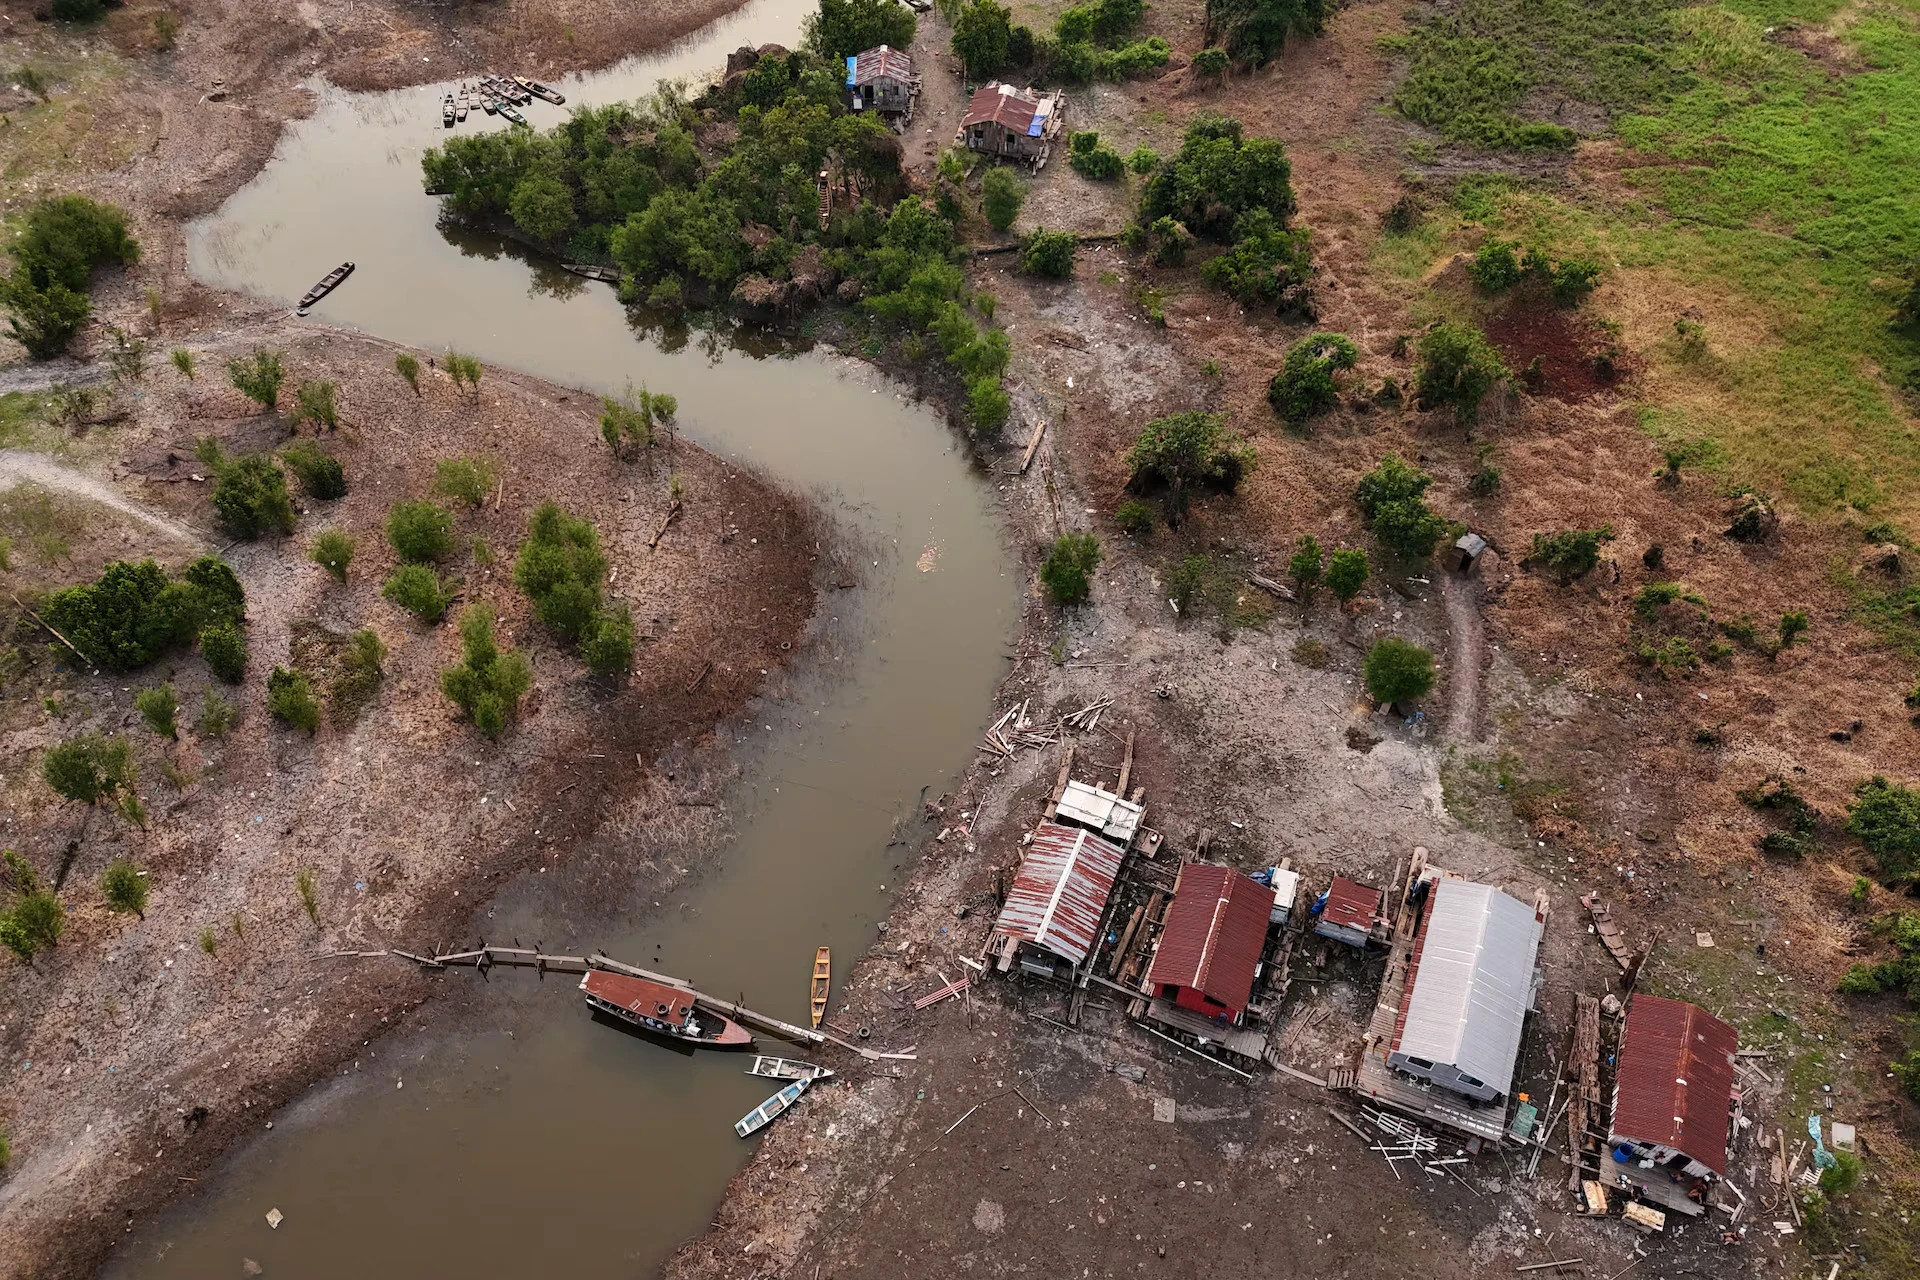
[989,821,1127,973]
[846,44,917,116]
[1055,779,1144,846]
[1314,875,1384,948]
[959,82,1064,161]
[1608,995,1738,1179]
[1147,863,1272,1022]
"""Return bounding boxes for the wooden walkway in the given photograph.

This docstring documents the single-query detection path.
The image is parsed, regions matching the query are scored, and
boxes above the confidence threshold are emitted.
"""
[328,945,916,1063]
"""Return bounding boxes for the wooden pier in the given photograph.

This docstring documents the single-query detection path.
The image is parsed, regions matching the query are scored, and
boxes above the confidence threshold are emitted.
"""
[328,945,916,1063]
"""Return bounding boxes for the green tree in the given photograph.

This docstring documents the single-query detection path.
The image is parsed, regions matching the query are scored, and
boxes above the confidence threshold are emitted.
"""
[440,605,534,738]
[434,456,498,507]
[953,0,1013,78]
[200,620,247,683]
[197,690,236,737]
[9,194,140,292]
[1414,323,1508,426]
[982,166,1025,232]
[99,858,147,918]
[1327,547,1368,603]
[445,351,484,396]
[806,0,917,59]
[1778,610,1809,651]
[280,441,346,499]
[309,529,355,582]
[1020,228,1078,278]
[41,732,134,804]
[382,563,454,624]
[513,503,628,655]
[266,665,320,733]
[226,349,285,411]
[135,683,179,738]
[1041,532,1102,604]
[1847,776,1920,883]
[1203,0,1328,65]
[509,174,577,244]
[1356,454,1449,559]
[1125,410,1254,519]
[1068,131,1125,180]
[1364,636,1435,705]
[395,353,421,395]
[0,852,63,965]
[1268,332,1358,425]
[208,452,296,539]
[170,347,195,380]
[0,275,91,359]
[1526,526,1615,584]
[387,499,454,562]
[967,375,1011,435]
[1468,238,1525,292]
[1191,46,1230,80]
[1139,114,1295,242]
[1289,534,1322,599]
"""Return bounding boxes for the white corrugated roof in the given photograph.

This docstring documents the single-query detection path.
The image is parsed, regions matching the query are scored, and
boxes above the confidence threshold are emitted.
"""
[1056,780,1143,844]
[1395,880,1543,1093]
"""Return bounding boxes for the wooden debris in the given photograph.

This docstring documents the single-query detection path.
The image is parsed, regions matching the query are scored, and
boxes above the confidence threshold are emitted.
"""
[685,661,714,694]
[1018,415,1047,473]
[1514,1261,1585,1273]
[1246,571,1296,602]
[912,977,970,1010]
[648,499,682,549]
[1580,894,1634,971]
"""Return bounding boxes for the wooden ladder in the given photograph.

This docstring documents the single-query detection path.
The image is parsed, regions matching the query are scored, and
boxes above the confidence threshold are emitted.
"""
[817,169,831,230]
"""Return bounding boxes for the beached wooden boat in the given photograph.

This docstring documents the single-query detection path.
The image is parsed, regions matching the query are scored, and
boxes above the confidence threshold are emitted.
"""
[489,75,530,105]
[747,1056,834,1082]
[295,261,354,316]
[561,263,621,283]
[498,101,529,127]
[514,74,566,105]
[735,1078,810,1138]
[480,94,498,116]
[441,93,456,127]
[454,86,468,122]
[580,970,753,1049]
[811,946,831,1029]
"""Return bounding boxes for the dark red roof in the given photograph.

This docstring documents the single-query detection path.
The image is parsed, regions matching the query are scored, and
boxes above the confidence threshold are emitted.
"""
[1148,863,1270,1013]
[853,45,915,84]
[1322,875,1383,932]
[1611,995,1738,1175]
[961,82,1039,134]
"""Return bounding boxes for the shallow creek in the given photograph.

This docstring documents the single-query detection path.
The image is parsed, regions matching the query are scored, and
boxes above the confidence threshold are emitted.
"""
[113,4,1017,1274]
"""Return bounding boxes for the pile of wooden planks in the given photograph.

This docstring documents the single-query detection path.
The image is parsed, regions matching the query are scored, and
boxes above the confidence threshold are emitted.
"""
[1565,994,1605,1190]
[978,696,1114,759]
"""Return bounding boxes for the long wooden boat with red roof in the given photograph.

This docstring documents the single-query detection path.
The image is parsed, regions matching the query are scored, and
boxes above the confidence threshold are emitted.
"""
[579,970,753,1049]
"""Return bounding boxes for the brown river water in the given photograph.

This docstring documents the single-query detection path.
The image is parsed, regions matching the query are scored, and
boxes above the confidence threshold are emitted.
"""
[111,4,1017,1275]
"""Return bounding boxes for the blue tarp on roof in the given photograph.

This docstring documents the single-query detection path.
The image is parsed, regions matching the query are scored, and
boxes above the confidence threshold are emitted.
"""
[846,56,857,87]
[1027,115,1043,137]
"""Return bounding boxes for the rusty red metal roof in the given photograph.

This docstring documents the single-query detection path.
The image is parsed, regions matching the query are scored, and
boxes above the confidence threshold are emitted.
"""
[990,822,1125,966]
[961,82,1040,134]
[581,971,695,1028]
[1611,995,1738,1175]
[853,44,915,84]
[1148,863,1270,1013]
[1322,875,1383,933]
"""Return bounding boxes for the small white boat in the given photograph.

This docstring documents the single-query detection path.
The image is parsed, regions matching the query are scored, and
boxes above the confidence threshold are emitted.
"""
[747,1056,833,1082]
[735,1078,809,1138]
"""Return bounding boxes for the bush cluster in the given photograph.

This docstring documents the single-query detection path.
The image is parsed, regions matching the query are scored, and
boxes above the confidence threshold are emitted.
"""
[1364,637,1436,706]
[512,502,632,674]
[1068,131,1125,181]
[1125,411,1255,521]
[1414,322,1509,426]
[1470,239,1603,303]
[1356,454,1451,560]
[0,195,140,359]
[0,852,64,965]
[1268,332,1358,426]
[195,439,296,539]
[383,563,454,624]
[954,0,1166,85]
[981,167,1025,232]
[267,665,320,733]
[43,556,247,673]
[1525,526,1615,584]
[387,499,454,562]
[1847,776,1920,885]
[1204,0,1329,66]
[441,606,535,738]
[1042,532,1102,605]
[280,441,347,500]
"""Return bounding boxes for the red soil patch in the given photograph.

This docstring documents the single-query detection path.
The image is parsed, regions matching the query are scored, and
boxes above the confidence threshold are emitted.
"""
[1481,293,1626,405]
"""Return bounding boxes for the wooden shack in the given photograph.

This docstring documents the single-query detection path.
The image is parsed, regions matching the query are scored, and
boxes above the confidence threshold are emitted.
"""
[958,82,1065,163]
[846,44,918,118]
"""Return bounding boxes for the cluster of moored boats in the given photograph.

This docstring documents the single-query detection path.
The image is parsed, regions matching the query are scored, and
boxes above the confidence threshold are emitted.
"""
[441,74,565,128]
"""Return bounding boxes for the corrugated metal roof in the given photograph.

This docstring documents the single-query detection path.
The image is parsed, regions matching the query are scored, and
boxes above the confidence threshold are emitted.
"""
[1390,880,1543,1096]
[1611,995,1738,1176]
[1056,780,1143,844]
[961,82,1040,134]
[1148,863,1271,1013]
[1322,875,1382,932]
[989,822,1126,966]
[852,44,915,85]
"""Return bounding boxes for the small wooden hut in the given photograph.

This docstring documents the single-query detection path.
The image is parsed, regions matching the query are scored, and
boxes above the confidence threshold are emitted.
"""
[846,45,919,118]
[958,82,1065,163]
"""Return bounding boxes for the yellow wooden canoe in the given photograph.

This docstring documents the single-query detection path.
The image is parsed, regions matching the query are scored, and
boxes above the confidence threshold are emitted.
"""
[810,946,831,1029]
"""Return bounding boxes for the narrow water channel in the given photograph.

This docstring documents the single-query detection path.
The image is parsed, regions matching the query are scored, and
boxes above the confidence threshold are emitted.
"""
[112,5,1017,1275]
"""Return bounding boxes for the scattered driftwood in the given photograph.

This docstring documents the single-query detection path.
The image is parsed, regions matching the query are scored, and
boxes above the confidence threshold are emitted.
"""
[648,500,682,549]
[685,660,714,694]
[1246,572,1296,602]
[1018,416,1047,473]
[978,696,1114,759]
[1514,1261,1585,1274]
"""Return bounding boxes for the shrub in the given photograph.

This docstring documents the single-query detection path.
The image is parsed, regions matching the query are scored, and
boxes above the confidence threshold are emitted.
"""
[1192,46,1230,79]
[514,502,609,644]
[434,456,498,508]
[42,732,133,804]
[51,0,109,19]
[1289,534,1323,599]
[280,441,346,499]
[332,627,388,720]
[1364,637,1435,705]
[295,868,319,924]
[1068,131,1125,180]
[1127,145,1159,174]
[395,353,421,394]
[1268,332,1359,425]
[1820,1150,1862,1198]
[981,166,1025,233]
[1115,499,1154,535]
[1778,610,1809,651]
[1847,776,1920,883]
[387,499,454,562]
[207,449,296,538]
[1139,114,1295,242]
[1414,323,1508,425]
[440,606,534,738]
[1526,526,1615,584]
[445,352,484,395]
[1381,194,1422,234]
[199,620,247,683]
[1041,532,1102,605]
[952,0,1013,78]
[967,375,1012,435]
[1148,216,1193,267]
[266,665,320,732]
[0,275,90,359]
[1543,256,1602,303]
[197,689,236,737]
[9,194,139,292]
[1356,454,1449,559]
[41,557,241,671]
[1199,217,1311,306]
[0,852,63,965]
[135,683,179,738]
[582,602,635,678]
[310,529,355,582]
[100,858,147,918]
[1203,0,1329,66]
[291,380,339,430]
[1126,411,1254,519]
[1327,547,1368,602]
[226,349,284,410]
[1468,239,1525,292]
[383,563,454,624]
[1021,228,1078,278]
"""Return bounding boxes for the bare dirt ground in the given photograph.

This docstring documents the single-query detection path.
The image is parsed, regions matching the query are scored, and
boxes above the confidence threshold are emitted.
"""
[668,2,1919,1278]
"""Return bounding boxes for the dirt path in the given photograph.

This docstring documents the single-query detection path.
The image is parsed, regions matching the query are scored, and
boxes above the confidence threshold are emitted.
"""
[1439,572,1485,742]
[0,449,208,546]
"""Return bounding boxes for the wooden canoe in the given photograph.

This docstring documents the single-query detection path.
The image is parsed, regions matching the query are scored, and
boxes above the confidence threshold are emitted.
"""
[810,946,831,1029]
[441,93,455,127]
[295,261,354,316]
[513,74,566,105]
[735,1078,809,1138]
[498,102,529,127]
[747,1056,834,1082]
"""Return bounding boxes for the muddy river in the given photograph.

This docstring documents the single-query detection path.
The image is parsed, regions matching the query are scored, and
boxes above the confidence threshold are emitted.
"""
[113,4,1016,1275]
